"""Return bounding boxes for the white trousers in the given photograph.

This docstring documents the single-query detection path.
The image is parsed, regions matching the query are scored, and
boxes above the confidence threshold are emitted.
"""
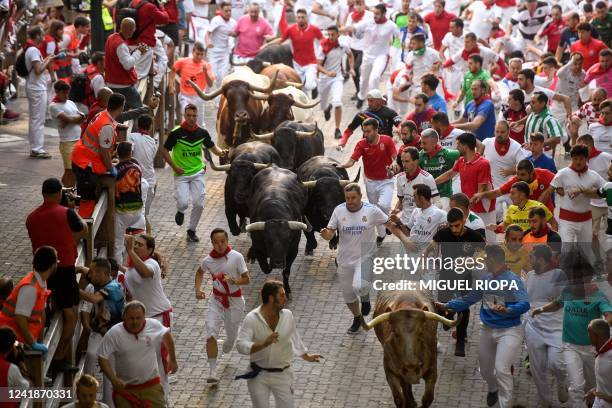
[358,54,388,101]
[114,210,145,263]
[336,257,374,303]
[26,88,47,153]
[562,342,596,408]
[318,77,344,109]
[247,369,294,408]
[152,313,173,399]
[475,211,497,243]
[365,177,394,237]
[190,15,210,43]
[84,332,115,407]
[179,93,207,128]
[205,297,245,354]
[292,61,317,91]
[174,171,206,231]
[209,51,231,93]
[478,324,524,408]
[524,323,566,406]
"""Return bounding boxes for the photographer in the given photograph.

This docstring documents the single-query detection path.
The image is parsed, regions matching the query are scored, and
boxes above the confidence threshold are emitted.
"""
[0,326,30,392]
[25,178,88,373]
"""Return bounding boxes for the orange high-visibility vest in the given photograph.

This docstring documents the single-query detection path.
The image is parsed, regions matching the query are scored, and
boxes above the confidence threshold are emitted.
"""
[71,110,117,174]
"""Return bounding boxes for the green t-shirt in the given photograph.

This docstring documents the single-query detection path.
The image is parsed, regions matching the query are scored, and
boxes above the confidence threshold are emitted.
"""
[419,148,460,198]
[560,287,612,345]
[592,12,612,48]
[163,125,215,176]
[462,69,491,104]
[392,13,408,48]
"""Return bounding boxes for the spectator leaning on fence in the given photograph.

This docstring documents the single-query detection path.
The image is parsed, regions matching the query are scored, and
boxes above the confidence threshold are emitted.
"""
[0,246,57,353]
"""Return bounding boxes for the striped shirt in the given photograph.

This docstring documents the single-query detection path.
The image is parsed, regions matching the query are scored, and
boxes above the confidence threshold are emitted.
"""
[509,1,550,40]
[524,108,567,145]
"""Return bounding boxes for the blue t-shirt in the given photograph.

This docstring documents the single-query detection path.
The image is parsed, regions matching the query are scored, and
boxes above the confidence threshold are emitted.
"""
[463,99,496,141]
[92,279,125,334]
[428,93,447,113]
[528,153,557,173]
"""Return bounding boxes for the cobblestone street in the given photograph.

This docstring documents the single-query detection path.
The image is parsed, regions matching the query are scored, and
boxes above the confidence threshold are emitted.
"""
[1,84,548,408]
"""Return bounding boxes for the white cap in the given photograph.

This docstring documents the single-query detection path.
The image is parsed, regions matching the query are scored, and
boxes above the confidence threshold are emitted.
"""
[366,89,384,99]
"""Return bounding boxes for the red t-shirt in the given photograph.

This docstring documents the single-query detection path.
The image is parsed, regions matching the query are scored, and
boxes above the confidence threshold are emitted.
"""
[351,135,398,180]
[502,108,527,144]
[452,154,495,213]
[405,107,437,134]
[571,38,608,70]
[540,20,565,52]
[281,24,323,66]
[423,11,456,50]
[498,168,555,211]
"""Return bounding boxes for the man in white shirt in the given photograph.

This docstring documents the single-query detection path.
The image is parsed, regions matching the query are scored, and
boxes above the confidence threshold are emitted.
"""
[586,318,612,408]
[188,0,211,43]
[236,281,321,408]
[321,183,391,334]
[98,301,178,407]
[440,18,464,97]
[403,33,441,96]
[24,26,55,158]
[205,3,237,95]
[463,0,498,41]
[345,0,373,99]
[128,114,158,234]
[195,228,250,384]
[311,0,340,30]
[589,99,612,155]
[49,80,85,188]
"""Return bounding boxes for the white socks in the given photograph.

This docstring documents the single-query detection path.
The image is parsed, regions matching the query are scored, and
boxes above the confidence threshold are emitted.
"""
[208,358,217,376]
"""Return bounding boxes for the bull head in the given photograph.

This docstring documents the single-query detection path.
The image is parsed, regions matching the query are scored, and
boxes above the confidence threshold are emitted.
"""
[361,310,458,330]
[245,220,309,232]
[189,70,279,101]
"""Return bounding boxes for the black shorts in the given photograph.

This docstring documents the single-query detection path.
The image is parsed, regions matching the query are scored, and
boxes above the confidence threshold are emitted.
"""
[47,265,80,309]
[159,23,179,47]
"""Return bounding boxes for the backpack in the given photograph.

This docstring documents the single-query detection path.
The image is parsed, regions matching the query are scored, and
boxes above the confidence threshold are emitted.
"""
[15,46,34,78]
[68,72,93,104]
[115,0,148,34]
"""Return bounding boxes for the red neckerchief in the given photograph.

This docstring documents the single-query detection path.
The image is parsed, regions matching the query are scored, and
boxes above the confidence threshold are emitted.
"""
[405,135,421,147]
[588,147,603,160]
[504,72,517,81]
[461,45,480,61]
[441,126,454,139]
[180,121,199,132]
[427,143,443,159]
[25,40,37,49]
[599,116,609,126]
[569,163,588,175]
[492,28,505,37]
[405,166,421,181]
[596,338,612,357]
[473,95,491,106]
[52,96,63,103]
[321,38,339,55]
[484,0,494,9]
[530,224,549,238]
[351,10,365,22]
[123,320,146,340]
[375,16,388,24]
[209,245,232,259]
[138,129,150,135]
[494,138,510,156]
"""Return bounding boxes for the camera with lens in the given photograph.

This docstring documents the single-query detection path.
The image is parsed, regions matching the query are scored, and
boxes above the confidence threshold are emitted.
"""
[60,187,81,207]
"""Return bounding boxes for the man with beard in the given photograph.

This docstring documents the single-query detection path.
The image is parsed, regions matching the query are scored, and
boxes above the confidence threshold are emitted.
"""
[405,93,438,134]
[432,112,463,149]
[419,129,459,211]
[396,121,420,170]
[522,207,562,253]
[452,79,496,143]
[236,281,322,406]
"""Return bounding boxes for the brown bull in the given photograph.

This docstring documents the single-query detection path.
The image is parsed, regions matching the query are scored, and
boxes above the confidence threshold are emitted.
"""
[362,290,457,408]
[255,92,319,132]
[260,64,303,89]
[188,71,278,149]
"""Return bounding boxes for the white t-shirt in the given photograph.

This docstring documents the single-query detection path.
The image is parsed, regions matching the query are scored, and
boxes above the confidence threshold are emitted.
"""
[550,167,606,215]
[124,258,172,317]
[440,127,463,149]
[98,318,168,384]
[404,47,441,84]
[25,46,48,91]
[311,0,340,30]
[406,205,447,244]
[441,32,464,59]
[467,1,498,40]
[346,10,374,51]
[317,37,351,76]
[589,122,612,156]
[354,19,400,58]
[207,15,237,53]
[523,85,555,105]
[524,268,566,345]
[594,348,612,408]
[49,100,83,142]
[589,151,612,207]
[7,363,30,387]
[396,169,439,224]
[450,45,498,72]
[482,137,525,188]
[328,202,388,265]
[128,132,158,185]
[201,249,247,307]
[466,211,485,232]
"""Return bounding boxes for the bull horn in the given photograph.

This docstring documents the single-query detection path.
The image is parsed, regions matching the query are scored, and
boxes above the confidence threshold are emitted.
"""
[207,158,231,172]
[302,180,317,188]
[253,163,271,170]
[287,221,308,231]
[353,167,361,183]
[249,70,278,93]
[262,61,271,67]
[250,130,275,141]
[295,128,317,137]
[338,179,351,187]
[248,91,270,100]
[231,60,248,66]
[292,98,320,109]
[188,80,223,101]
[423,311,459,327]
[361,312,391,330]
[245,221,266,232]
[284,81,303,89]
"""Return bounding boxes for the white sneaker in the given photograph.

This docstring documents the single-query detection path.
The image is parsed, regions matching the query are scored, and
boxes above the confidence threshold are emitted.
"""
[168,374,178,384]
[206,371,219,384]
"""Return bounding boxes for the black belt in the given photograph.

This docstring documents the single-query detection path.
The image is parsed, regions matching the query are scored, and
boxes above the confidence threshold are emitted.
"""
[235,362,290,380]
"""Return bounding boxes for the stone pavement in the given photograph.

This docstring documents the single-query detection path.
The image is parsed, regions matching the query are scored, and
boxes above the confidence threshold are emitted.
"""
[0,84,549,407]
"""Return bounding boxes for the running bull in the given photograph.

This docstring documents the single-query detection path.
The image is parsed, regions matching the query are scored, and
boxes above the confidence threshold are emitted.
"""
[298,156,360,255]
[208,142,281,236]
[256,86,319,131]
[250,120,324,171]
[231,44,293,74]
[362,290,457,408]
[245,165,309,295]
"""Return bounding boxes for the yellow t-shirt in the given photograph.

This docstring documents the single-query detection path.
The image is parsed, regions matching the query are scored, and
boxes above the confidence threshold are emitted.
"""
[504,200,553,231]
[503,245,531,275]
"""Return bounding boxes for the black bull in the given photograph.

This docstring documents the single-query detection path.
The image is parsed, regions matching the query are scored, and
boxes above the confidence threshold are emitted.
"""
[207,142,281,236]
[231,44,293,73]
[245,166,308,294]
[361,290,458,408]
